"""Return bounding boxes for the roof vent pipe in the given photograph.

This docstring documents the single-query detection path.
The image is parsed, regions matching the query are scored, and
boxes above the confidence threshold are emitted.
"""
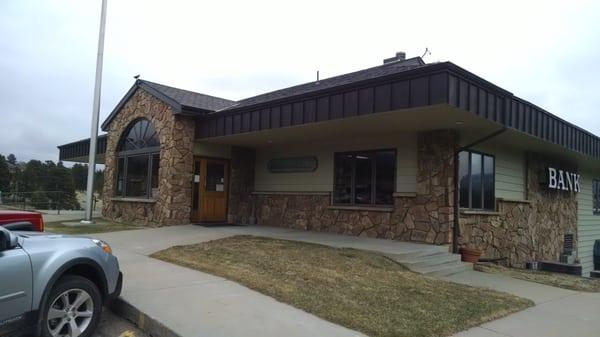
[383,51,406,64]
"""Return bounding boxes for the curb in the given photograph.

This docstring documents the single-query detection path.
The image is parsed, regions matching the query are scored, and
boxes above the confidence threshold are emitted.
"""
[110,297,180,337]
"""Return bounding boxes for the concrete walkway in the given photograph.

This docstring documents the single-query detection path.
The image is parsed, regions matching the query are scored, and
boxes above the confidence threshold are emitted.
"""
[94,225,600,337]
[446,271,600,337]
[94,225,369,337]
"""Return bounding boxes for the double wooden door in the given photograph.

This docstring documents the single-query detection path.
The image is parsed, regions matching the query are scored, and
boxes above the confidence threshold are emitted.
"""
[191,158,229,222]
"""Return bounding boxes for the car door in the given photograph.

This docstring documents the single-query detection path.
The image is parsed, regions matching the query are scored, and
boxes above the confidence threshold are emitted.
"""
[0,242,32,328]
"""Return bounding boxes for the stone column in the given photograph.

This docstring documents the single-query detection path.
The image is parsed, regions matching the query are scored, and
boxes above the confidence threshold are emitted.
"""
[414,129,458,244]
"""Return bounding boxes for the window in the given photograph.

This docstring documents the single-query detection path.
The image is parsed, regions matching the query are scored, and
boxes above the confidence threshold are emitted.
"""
[333,149,395,206]
[458,151,495,210]
[115,119,160,199]
[593,180,600,214]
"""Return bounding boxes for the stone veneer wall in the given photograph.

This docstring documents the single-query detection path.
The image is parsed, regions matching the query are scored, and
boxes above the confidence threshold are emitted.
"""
[458,154,578,267]
[102,88,195,226]
[239,130,457,244]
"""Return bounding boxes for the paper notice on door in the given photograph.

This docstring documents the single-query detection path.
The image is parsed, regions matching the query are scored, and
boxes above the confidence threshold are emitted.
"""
[216,184,224,192]
[194,175,200,183]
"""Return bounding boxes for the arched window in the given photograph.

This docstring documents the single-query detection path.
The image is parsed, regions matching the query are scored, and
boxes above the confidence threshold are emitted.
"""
[115,119,160,199]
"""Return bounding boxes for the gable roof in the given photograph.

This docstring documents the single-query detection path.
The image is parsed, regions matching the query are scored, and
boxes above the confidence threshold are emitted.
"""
[101,57,426,131]
[101,80,235,131]
[141,80,236,112]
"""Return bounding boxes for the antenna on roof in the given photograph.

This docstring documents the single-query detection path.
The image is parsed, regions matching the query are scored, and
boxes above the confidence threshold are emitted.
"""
[316,70,320,83]
[421,47,431,59]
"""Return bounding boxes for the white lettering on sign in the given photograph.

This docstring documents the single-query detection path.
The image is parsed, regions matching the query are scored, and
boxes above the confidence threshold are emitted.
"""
[548,167,557,188]
[547,167,580,192]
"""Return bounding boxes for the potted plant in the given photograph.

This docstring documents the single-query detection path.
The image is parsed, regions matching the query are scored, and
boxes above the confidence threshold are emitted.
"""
[459,247,482,263]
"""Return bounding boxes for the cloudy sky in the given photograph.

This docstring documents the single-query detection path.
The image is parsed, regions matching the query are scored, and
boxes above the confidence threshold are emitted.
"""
[1,0,599,163]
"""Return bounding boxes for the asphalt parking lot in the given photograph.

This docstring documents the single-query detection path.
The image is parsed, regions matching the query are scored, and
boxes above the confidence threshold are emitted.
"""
[92,309,148,337]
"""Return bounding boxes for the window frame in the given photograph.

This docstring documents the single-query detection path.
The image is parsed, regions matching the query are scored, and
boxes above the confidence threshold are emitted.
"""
[332,148,397,207]
[115,119,160,199]
[458,150,496,211]
[593,179,600,215]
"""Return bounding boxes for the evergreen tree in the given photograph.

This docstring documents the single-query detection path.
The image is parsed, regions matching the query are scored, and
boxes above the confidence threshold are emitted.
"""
[71,163,88,190]
[0,155,10,192]
[51,161,80,210]
[20,160,44,192]
[0,155,83,210]
[94,169,104,195]
[6,154,16,165]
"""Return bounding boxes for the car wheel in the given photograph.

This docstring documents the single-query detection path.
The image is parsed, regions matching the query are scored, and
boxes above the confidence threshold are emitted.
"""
[41,275,102,337]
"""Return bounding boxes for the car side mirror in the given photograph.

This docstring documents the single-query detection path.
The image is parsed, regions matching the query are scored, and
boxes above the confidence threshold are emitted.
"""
[0,227,16,252]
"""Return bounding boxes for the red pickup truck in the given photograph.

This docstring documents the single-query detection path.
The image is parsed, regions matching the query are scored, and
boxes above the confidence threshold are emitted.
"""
[0,210,44,231]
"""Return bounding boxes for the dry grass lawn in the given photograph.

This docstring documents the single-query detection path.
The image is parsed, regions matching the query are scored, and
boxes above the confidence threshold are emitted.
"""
[44,218,142,235]
[151,235,532,337]
[475,263,600,292]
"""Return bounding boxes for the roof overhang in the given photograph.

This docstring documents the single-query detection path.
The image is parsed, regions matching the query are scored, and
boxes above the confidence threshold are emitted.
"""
[196,62,600,160]
[57,134,107,164]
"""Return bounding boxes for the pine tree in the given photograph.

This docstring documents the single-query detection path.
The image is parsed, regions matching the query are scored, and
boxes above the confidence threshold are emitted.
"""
[71,163,88,191]
[6,154,16,165]
[0,155,10,192]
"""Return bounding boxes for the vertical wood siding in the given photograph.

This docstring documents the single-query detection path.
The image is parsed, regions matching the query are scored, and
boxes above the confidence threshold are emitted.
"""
[470,142,526,201]
[577,170,600,276]
[254,133,417,193]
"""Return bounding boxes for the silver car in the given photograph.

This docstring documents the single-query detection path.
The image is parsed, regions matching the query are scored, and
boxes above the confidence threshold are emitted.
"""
[0,226,122,337]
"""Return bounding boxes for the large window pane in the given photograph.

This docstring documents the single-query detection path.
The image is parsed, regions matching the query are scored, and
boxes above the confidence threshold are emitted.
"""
[116,119,160,199]
[354,153,373,204]
[151,154,160,198]
[458,151,470,208]
[470,153,482,209]
[375,151,395,205]
[116,157,125,196]
[334,154,353,204]
[483,155,495,210]
[334,150,396,206]
[459,151,495,210]
[125,155,149,197]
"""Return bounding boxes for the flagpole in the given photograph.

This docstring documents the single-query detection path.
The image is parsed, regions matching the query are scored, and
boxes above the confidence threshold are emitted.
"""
[82,0,108,224]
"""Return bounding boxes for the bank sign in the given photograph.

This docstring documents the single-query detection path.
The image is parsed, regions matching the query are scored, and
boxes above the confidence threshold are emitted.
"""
[547,167,580,192]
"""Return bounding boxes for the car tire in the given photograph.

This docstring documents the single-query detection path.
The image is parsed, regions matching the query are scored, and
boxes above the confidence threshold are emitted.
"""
[40,275,102,337]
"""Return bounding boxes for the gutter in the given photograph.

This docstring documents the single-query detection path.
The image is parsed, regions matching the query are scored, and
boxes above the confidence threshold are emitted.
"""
[452,127,507,253]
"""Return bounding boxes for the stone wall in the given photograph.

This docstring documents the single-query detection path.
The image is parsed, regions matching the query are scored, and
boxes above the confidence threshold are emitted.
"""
[246,129,457,244]
[102,88,195,226]
[458,154,578,267]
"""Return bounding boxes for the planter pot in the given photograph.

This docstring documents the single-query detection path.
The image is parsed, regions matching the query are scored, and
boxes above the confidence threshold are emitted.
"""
[459,247,482,263]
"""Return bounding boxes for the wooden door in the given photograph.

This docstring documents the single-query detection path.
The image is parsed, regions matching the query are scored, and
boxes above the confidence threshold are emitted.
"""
[191,158,229,222]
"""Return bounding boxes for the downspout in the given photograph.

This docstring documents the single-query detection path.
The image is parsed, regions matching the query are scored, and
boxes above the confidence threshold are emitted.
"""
[452,127,508,253]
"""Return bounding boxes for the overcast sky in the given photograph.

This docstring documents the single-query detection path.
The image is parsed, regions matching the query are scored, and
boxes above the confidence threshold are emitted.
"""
[1,0,599,163]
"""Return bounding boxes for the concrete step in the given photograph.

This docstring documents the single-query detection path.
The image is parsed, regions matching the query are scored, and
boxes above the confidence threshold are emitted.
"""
[430,262,473,277]
[394,252,462,268]
[385,246,449,261]
[387,246,472,277]
[420,261,473,277]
